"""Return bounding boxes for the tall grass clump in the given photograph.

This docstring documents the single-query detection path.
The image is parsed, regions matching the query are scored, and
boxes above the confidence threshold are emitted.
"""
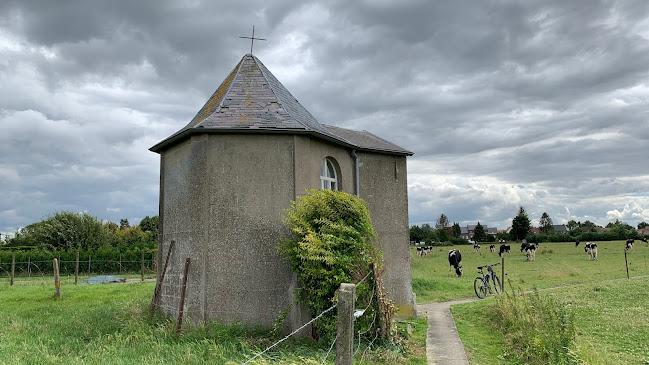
[495,287,580,364]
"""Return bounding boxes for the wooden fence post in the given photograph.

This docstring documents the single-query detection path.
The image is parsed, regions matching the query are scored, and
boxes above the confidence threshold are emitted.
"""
[141,251,145,281]
[625,250,630,279]
[27,256,31,278]
[336,283,355,365]
[75,252,79,284]
[53,258,62,298]
[501,256,505,292]
[151,240,175,317]
[10,254,15,286]
[88,255,91,277]
[176,257,191,334]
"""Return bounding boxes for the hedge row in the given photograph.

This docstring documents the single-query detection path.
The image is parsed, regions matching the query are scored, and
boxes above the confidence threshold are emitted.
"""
[0,244,157,276]
[526,232,648,244]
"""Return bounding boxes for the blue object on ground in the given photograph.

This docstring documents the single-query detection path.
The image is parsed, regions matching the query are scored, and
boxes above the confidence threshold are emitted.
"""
[79,275,126,284]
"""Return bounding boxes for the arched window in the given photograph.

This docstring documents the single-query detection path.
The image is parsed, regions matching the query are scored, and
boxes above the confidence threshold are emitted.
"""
[320,158,338,190]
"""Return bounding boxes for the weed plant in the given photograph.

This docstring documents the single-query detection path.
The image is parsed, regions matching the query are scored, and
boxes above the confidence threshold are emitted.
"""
[494,286,579,364]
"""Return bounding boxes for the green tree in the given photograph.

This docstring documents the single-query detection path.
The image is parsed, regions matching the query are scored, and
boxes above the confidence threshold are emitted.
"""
[421,223,437,243]
[119,219,130,230]
[139,215,159,242]
[409,225,425,242]
[452,222,461,238]
[566,220,579,231]
[511,206,531,241]
[435,213,450,229]
[638,222,649,229]
[539,212,554,234]
[5,211,110,250]
[581,220,597,231]
[473,222,486,242]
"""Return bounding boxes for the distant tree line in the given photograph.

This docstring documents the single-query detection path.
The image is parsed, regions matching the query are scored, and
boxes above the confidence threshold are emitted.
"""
[411,207,648,245]
[1,211,158,252]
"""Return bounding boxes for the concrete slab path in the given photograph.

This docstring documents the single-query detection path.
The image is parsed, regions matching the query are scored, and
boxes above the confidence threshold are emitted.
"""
[417,298,480,365]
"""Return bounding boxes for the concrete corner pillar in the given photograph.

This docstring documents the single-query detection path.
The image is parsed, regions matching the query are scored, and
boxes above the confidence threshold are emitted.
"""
[336,283,355,365]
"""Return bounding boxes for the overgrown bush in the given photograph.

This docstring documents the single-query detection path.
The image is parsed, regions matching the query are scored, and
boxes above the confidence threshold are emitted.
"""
[495,288,580,364]
[278,189,392,343]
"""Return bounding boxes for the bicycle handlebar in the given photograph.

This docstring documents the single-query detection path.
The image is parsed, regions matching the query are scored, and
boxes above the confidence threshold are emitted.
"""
[477,263,500,270]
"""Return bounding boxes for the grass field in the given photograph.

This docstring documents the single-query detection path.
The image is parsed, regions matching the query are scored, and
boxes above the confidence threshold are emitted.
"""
[410,240,649,364]
[0,278,427,364]
[411,240,649,302]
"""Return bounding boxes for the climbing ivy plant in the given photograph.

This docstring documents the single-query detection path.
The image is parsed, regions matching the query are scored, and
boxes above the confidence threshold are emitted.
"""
[278,189,393,343]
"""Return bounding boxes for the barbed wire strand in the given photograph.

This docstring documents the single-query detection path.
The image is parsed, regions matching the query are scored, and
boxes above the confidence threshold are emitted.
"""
[359,327,381,364]
[241,304,337,365]
[320,335,337,365]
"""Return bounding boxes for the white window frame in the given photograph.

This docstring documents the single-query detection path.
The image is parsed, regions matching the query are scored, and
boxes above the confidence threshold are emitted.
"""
[320,158,338,191]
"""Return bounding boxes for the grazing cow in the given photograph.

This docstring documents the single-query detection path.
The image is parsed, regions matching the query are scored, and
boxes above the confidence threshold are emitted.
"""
[525,243,538,261]
[520,242,530,252]
[642,237,648,245]
[417,246,433,257]
[489,244,495,253]
[498,244,511,257]
[585,242,598,260]
[626,239,634,251]
[448,249,463,277]
[575,240,580,247]
[474,243,481,253]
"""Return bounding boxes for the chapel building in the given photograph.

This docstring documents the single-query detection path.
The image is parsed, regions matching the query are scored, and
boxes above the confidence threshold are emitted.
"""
[150,53,415,332]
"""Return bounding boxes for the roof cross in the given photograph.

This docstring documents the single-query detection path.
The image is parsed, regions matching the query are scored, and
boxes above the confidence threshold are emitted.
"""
[239,26,266,54]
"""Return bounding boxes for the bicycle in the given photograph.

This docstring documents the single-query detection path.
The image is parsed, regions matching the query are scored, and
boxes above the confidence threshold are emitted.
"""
[474,263,501,299]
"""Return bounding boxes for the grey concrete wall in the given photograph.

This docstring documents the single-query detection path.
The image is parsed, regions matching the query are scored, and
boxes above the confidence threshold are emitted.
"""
[156,132,415,333]
[158,134,313,332]
[157,135,210,323]
[293,136,354,195]
[357,153,416,317]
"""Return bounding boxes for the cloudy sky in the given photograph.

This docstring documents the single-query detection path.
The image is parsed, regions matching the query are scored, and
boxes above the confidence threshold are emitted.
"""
[1,0,648,237]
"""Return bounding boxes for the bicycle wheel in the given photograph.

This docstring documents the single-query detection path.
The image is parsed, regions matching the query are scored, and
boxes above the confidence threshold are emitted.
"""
[474,277,487,299]
[492,274,501,294]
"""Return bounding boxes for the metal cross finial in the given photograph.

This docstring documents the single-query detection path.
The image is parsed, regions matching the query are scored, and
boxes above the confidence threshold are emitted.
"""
[239,26,266,54]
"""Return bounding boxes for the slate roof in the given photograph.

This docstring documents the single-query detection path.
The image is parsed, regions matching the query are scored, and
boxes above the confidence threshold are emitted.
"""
[150,54,412,156]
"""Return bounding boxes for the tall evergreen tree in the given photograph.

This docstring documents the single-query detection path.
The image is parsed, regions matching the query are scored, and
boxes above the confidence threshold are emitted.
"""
[452,222,461,238]
[473,222,486,242]
[539,212,554,234]
[511,206,531,241]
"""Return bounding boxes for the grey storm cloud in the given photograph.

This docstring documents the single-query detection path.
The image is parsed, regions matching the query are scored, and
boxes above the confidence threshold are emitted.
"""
[1,0,648,236]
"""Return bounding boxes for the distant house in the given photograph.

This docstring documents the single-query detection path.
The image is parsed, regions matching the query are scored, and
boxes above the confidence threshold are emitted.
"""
[638,227,649,235]
[552,224,568,233]
[460,224,498,240]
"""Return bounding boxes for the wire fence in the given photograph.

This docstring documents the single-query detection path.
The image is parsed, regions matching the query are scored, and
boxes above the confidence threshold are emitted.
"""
[238,269,379,364]
[0,254,157,283]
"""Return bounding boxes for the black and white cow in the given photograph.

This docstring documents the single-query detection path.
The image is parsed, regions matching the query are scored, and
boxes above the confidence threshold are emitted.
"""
[575,240,580,247]
[585,242,598,260]
[489,244,496,253]
[525,243,538,261]
[642,237,648,245]
[626,239,634,251]
[473,243,481,253]
[520,242,530,252]
[417,246,433,257]
[499,244,511,257]
[448,249,463,277]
